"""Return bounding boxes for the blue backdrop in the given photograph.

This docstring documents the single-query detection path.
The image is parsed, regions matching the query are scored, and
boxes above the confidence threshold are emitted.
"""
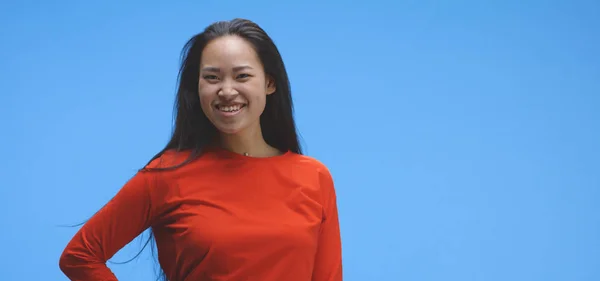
[2,1,598,280]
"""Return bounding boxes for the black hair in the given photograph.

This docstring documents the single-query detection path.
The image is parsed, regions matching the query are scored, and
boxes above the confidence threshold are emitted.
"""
[141,18,302,280]
[147,18,301,170]
[62,18,302,281]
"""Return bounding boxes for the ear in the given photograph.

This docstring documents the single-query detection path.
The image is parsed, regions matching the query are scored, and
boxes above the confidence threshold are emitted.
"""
[265,75,276,95]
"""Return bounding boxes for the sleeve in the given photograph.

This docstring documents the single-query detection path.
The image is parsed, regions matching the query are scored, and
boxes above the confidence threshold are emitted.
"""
[59,169,166,281]
[312,167,343,281]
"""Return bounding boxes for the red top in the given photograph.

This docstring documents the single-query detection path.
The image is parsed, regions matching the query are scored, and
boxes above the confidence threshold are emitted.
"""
[59,147,343,281]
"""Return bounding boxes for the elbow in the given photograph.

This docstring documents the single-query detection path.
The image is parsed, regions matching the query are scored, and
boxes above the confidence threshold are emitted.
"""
[58,249,75,275]
[59,243,109,278]
[59,246,88,276]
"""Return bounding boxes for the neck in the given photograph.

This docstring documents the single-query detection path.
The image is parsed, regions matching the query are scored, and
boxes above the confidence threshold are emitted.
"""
[218,126,280,158]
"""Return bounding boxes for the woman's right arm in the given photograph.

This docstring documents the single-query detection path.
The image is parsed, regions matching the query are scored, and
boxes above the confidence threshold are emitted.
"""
[59,169,165,281]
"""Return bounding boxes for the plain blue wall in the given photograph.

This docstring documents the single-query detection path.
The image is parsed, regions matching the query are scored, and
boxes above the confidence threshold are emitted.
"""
[1,1,598,280]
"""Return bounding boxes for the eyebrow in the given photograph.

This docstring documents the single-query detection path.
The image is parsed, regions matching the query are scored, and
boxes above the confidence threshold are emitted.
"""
[201,65,253,72]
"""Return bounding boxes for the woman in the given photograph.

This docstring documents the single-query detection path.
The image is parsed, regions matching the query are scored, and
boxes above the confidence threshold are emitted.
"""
[59,18,343,281]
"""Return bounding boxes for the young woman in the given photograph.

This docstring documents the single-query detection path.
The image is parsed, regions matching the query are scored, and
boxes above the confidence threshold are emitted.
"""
[58,18,343,281]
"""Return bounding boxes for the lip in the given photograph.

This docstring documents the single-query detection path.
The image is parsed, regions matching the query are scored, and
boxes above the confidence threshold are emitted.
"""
[214,104,246,117]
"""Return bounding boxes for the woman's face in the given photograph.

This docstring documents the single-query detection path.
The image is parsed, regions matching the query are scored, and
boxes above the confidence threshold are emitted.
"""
[198,35,276,136]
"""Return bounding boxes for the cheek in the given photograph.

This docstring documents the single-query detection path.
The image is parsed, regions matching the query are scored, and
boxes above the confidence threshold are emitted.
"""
[252,95,267,111]
[243,93,266,116]
[241,84,267,109]
[198,87,214,110]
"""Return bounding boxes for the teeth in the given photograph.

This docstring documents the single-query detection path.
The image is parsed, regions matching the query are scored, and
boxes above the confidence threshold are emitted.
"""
[218,104,244,112]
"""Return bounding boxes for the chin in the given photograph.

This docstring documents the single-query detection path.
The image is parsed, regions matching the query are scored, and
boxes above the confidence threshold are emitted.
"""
[214,124,246,135]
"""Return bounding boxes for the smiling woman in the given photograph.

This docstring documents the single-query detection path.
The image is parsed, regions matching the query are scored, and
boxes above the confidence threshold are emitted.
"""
[58,18,343,281]
[199,35,277,144]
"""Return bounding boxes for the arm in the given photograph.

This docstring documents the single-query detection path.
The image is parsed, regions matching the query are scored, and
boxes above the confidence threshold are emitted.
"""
[312,167,343,281]
[59,169,165,280]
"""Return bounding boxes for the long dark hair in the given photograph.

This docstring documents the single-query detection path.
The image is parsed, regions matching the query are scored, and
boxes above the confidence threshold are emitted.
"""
[148,18,301,170]
[140,18,302,280]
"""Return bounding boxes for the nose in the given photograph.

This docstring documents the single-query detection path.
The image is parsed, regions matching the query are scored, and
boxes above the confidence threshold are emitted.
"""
[218,80,238,100]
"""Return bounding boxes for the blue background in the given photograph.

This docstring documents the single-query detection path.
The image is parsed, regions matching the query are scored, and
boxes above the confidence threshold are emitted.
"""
[2,1,599,280]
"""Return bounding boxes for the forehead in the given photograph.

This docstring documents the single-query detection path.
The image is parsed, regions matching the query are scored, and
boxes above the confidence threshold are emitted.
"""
[201,35,261,67]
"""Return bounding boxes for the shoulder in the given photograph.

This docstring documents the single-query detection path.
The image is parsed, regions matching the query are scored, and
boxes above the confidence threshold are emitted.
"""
[139,150,196,195]
[288,153,335,191]
[144,149,194,170]
[288,153,331,174]
[289,154,339,215]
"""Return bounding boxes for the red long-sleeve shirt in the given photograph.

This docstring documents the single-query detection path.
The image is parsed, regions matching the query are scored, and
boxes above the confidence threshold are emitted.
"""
[59,147,343,281]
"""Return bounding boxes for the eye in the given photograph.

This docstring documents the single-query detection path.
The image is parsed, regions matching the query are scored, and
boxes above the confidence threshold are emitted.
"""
[203,75,219,81]
[237,73,251,79]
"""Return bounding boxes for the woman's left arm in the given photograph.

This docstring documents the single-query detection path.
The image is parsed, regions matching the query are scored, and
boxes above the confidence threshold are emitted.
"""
[312,167,343,281]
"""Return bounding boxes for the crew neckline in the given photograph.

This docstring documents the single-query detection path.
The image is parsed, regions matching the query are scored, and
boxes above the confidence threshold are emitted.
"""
[206,145,293,162]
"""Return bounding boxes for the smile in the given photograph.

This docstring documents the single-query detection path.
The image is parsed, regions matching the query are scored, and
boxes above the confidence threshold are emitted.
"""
[215,104,247,116]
